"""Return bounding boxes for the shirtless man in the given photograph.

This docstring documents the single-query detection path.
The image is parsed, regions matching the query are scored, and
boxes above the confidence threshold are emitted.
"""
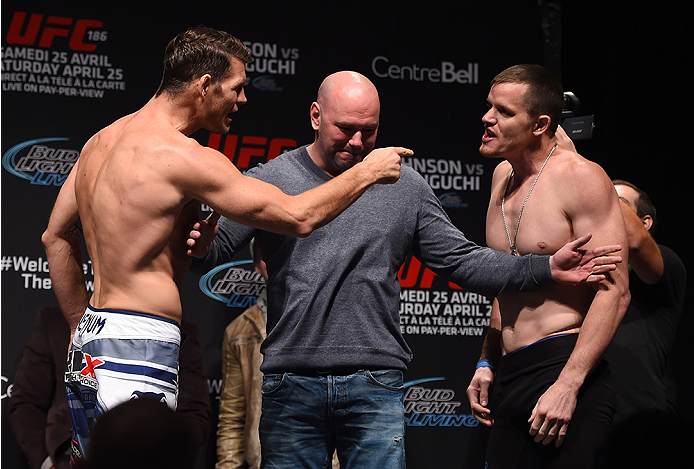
[466,64,630,469]
[41,26,407,462]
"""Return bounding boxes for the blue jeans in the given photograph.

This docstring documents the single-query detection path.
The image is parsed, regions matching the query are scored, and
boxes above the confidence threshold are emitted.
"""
[259,370,405,469]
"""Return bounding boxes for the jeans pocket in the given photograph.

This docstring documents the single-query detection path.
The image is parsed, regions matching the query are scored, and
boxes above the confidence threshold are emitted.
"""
[365,369,404,391]
[261,373,286,395]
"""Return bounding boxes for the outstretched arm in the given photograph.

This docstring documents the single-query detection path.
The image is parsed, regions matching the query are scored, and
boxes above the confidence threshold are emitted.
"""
[42,163,89,343]
[180,145,411,238]
[548,233,623,284]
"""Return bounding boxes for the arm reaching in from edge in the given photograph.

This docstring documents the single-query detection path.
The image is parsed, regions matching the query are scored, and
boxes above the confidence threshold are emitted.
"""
[548,234,623,285]
[182,145,411,239]
[185,146,411,255]
[555,125,577,153]
[618,199,663,284]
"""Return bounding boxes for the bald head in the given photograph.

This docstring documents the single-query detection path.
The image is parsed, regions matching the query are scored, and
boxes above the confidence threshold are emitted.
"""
[308,71,381,176]
[317,71,380,111]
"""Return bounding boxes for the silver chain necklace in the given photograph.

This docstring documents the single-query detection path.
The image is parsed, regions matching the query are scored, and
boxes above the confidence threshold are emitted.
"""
[501,144,557,256]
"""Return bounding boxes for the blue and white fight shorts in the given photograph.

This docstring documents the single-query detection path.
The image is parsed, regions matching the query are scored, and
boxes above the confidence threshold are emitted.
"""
[65,305,181,462]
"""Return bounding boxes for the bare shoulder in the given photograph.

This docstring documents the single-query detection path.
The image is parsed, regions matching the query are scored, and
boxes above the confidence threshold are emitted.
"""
[552,147,613,194]
[490,160,513,189]
[554,147,606,175]
[165,135,235,172]
[492,159,512,177]
[550,147,617,215]
[80,112,138,158]
[161,135,244,197]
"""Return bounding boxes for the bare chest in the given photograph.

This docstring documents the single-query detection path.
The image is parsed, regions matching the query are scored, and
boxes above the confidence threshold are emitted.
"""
[487,176,573,256]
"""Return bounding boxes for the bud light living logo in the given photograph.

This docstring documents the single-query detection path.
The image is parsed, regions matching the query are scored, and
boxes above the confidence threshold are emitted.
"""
[199,260,266,308]
[251,75,283,91]
[438,192,469,209]
[2,137,78,186]
[404,377,479,428]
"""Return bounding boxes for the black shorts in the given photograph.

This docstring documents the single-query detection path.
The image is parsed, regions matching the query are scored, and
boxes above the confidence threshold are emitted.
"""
[486,334,615,469]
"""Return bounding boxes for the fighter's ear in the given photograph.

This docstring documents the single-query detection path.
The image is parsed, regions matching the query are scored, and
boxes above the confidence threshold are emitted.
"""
[533,115,551,136]
[310,102,321,130]
[198,74,213,98]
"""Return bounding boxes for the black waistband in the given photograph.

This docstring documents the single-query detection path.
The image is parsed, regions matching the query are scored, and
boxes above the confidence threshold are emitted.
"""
[497,333,579,382]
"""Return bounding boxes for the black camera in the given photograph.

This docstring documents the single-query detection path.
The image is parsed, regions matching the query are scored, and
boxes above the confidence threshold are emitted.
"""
[561,91,594,140]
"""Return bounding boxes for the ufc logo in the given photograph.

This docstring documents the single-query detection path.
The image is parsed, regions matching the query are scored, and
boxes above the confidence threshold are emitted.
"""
[207,134,297,170]
[6,11,103,51]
